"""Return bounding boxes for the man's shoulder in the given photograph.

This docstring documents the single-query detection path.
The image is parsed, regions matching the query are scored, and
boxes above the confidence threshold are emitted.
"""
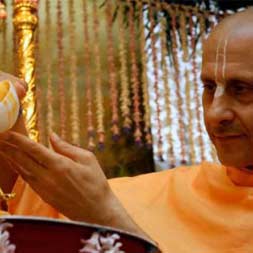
[108,163,202,191]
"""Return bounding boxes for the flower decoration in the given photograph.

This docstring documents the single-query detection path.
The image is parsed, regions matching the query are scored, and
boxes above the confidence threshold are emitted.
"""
[79,232,124,253]
[0,221,15,253]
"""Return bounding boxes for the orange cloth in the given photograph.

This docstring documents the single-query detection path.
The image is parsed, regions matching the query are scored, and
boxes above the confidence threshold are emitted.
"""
[7,162,253,252]
[0,210,9,216]
[8,177,62,218]
[109,162,253,253]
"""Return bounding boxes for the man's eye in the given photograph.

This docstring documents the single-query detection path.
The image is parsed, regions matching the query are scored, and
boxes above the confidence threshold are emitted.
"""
[203,83,216,92]
[233,84,248,94]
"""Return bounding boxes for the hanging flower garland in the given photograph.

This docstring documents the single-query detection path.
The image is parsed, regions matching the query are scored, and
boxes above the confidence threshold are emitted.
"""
[198,10,206,45]
[35,1,45,145]
[178,7,195,164]
[128,0,142,145]
[13,18,17,75]
[68,0,80,145]
[57,0,67,140]
[165,4,187,164]
[82,0,95,151]
[0,1,7,71]
[105,0,120,140]
[184,67,196,164]
[92,0,105,150]
[118,2,131,133]
[189,9,205,161]
[149,1,163,160]
[179,7,189,62]
[45,0,54,146]
[137,0,152,147]
[159,6,176,167]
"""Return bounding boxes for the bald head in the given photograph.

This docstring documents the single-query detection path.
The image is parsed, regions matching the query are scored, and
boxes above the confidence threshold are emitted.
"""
[212,7,253,32]
[202,7,253,82]
[204,7,253,53]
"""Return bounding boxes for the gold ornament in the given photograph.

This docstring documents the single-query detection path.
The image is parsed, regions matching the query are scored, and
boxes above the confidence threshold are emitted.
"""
[13,1,39,142]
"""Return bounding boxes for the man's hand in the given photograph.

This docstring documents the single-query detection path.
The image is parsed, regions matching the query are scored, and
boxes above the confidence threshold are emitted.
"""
[0,71,27,193]
[0,132,147,238]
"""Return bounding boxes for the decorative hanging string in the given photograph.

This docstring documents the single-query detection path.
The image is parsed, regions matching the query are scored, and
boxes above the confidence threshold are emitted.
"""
[118,2,131,133]
[35,2,45,145]
[208,9,218,31]
[92,0,105,150]
[159,8,176,167]
[148,1,163,160]
[189,10,205,161]
[45,0,54,146]
[198,10,206,45]
[105,0,120,140]
[68,0,80,145]
[57,0,67,140]
[13,17,17,75]
[179,7,189,62]
[166,4,187,164]
[0,1,7,71]
[184,69,196,164]
[82,0,95,151]
[137,0,152,147]
[127,0,142,145]
[179,8,196,164]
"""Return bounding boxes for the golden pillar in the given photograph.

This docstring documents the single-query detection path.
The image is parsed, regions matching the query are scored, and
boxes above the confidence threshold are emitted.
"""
[13,0,39,142]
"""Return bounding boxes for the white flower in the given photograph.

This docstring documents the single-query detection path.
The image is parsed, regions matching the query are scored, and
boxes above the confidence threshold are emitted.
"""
[0,222,16,253]
[79,232,124,253]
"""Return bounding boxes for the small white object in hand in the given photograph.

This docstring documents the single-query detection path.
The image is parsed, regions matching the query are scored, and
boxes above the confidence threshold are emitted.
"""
[0,222,16,253]
[79,232,125,253]
[0,80,20,133]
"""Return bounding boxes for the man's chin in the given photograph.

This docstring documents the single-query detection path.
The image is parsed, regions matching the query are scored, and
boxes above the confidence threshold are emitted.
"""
[219,159,253,173]
[217,154,253,170]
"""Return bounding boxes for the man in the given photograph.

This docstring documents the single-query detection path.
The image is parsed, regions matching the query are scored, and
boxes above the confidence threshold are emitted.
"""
[1,8,253,252]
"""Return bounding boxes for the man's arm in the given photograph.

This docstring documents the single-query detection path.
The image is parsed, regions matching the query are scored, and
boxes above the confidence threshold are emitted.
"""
[0,117,27,192]
[0,71,151,241]
[0,131,150,240]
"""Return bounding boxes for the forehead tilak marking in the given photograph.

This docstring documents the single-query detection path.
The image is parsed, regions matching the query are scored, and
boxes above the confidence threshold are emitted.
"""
[214,85,225,98]
[214,38,222,83]
[222,38,229,81]
[214,35,229,98]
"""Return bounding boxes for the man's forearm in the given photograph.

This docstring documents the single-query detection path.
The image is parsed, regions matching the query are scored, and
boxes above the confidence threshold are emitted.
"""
[0,116,27,193]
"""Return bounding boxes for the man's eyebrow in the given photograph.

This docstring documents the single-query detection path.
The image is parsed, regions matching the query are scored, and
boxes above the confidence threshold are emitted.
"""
[200,74,214,83]
[226,74,253,83]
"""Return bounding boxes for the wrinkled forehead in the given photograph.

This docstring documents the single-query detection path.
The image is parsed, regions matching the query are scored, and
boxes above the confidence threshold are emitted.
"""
[202,27,253,76]
[203,27,253,60]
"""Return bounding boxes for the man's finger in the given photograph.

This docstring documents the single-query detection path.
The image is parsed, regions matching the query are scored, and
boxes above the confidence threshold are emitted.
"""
[3,132,64,168]
[13,81,26,99]
[0,142,40,181]
[50,132,94,164]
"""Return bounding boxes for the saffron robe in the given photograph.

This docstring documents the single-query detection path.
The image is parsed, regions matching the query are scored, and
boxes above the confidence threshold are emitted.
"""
[6,162,253,252]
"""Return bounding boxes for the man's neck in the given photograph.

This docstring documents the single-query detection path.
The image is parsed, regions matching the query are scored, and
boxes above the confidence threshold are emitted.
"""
[226,166,253,187]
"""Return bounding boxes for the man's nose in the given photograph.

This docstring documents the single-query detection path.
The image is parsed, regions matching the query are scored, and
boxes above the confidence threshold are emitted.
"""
[207,94,235,126]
